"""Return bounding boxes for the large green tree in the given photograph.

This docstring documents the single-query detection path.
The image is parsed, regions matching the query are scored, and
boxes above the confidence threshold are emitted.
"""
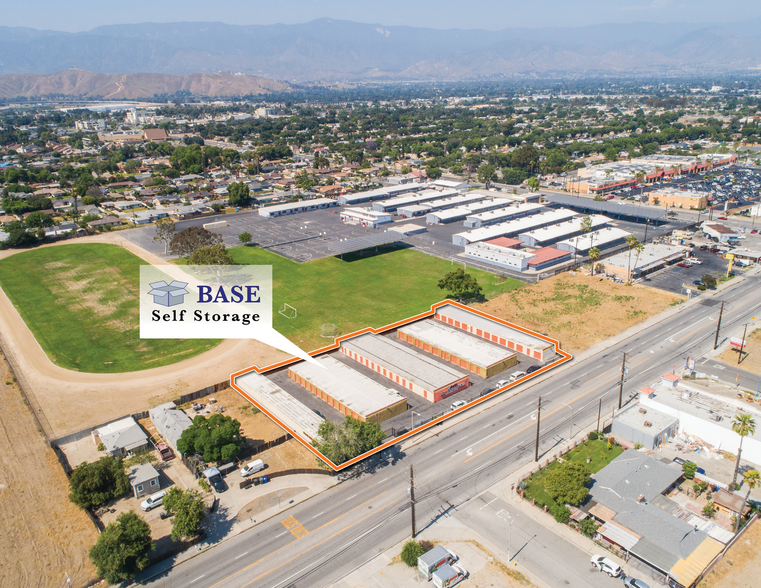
[477,163,497,188]
[545,462,591,506]
[162,487,207,540]
[89,511,154,584]
[24,211,54,228]
[437,268,482,302]
[311,417,385,465]
[176,414,242,462]
[69,456,130,510]
[169,226,222,257]
[153,217,176,254]
[227,182,251,207]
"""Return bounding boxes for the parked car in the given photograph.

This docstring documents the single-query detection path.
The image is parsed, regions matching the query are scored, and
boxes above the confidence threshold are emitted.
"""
[693,280,704,286]
[688,259,703,265]
[509,370,527,382]
[672,457,686,466]
[624,576,651,588]
[141,490,168,512]
[209,474,227,493]
[450,400,467,411]
[590,554,623,577]
[677,262,690,268]
[240,459,265,477]
[526,365,540,374]
[496,379,510,388]
[156,443,173,461]
[718,216,728,220]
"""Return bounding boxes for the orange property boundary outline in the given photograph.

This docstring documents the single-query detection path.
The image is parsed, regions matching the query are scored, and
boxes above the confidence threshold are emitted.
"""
[230,300,573,471]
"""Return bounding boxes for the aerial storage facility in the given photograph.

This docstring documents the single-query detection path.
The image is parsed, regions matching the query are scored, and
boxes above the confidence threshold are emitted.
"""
[288,356,407,423]
[340,333,470,403]
[397,320,518,378]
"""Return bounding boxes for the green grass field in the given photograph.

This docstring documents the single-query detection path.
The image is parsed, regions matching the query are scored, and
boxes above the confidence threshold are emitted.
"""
[227,245,523,351]
[0,243,522,373]
[0,244,219,373]
[522,439,624,509]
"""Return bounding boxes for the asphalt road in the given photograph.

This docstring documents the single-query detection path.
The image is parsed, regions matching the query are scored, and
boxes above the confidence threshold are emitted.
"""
[140,272,761,588]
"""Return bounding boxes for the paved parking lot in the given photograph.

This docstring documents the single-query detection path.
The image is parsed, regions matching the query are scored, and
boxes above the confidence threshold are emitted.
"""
[264,327,550,437]
[121,208,399,262]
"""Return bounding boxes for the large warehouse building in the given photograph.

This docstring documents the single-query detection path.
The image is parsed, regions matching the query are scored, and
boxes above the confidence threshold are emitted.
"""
[340,333,469,403]
[372,188,458,212]
[339,207,392,227]
[452,209,577,246]
[397,320,518,378]
[463,202,545,228]
[464,241,537,271]
[235,372,325,440]
[434,304,555,362]
[555,226,630,254]
[518,214,610,247]
[426,199,513,225]
[288,356,407,423]
[258,198,338,218]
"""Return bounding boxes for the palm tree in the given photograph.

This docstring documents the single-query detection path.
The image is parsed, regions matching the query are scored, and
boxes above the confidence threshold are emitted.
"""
[735,469,760,532]
[589,246,601,275]
[626,235,641,282]
[731,414,757,489]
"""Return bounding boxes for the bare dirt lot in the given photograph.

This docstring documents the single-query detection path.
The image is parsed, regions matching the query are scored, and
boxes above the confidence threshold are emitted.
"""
[697,519,761,588]
[718,327,761,375]
[473,272,682,352]
[0,357,99,588]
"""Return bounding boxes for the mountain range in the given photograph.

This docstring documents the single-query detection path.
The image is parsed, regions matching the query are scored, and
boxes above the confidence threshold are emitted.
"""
[0,69,289,99]
[0,18,760,90]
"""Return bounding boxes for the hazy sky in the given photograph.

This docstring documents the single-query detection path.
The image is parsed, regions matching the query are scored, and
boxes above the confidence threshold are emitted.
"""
[6,0,761,32]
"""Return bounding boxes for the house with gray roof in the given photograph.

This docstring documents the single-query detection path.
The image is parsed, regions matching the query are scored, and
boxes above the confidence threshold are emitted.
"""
[587,449,723,587]
[93,416,149,457]
[149,402,193,453]
[128,463,161,498]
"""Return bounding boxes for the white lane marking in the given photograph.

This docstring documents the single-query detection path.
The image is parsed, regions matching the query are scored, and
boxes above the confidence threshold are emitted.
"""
[665,316,710,341]
[234,551,249,560]
[701,358,710,364]
[713,365,725,370]
[379,477,388,483]
[346,494,357,501]
[275,531,287,538]
[433,448,445,455]
[460,435,469,441]
[312,511,324,519]
[191,575,206,583]
[480,497,498,509]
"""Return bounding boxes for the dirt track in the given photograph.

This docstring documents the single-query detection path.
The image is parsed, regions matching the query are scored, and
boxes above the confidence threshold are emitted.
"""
[0,233,288,439]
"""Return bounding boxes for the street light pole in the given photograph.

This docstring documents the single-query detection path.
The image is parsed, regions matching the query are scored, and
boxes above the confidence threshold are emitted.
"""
[714,300,725,350]
[410,411,421,431]
[507,513,518,563]
[618,352,627,409]
[409,464,416,538]
[739,321,752,365]
[534,396,542,462]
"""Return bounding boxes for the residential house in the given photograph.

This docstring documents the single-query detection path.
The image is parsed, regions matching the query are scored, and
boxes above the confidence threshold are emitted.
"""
[88,216,123,229]
[128,463,161,498]
[149,402,194,453]
[93,416,149,457]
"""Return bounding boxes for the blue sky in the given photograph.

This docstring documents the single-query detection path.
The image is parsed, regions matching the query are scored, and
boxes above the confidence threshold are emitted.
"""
[6,0,761,32]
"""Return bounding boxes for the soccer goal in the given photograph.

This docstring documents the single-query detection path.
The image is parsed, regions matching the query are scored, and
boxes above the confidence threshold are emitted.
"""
[320,323,338,338]
[279,303,297,319]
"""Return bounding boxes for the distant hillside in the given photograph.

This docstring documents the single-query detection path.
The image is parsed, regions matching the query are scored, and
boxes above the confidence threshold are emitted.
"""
[1,18,761,82]
[0,69,291,99]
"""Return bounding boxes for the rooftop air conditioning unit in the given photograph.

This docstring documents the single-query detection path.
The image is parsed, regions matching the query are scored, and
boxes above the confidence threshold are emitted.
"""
[644,421,653,428]
[639,408,647,414]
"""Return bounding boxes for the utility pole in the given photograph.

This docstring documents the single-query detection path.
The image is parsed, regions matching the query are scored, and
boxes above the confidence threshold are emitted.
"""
[597,397,602,432]
[714,301,725,350]
[409,464,416,538]
[534,396,542,462]
[618,353,627,409]
[739,322,750,365]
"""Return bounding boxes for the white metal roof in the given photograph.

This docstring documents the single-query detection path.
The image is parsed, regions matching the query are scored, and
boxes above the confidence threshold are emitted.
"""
[259,198,336,214]
[289,356,406,417]
[235,372,324,440]
[465,202,545,225]
[341,333,466,392]
[398,319,516,368]
[341,207,392,221]
[519,214,610,244]
[453,208,578,244]
[602,243,686,272]
[465,242,536,259]
[435,304,554,351]
[556,226,630,252]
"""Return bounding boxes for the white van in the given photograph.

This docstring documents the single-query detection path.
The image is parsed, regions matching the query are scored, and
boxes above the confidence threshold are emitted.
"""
[240,459,265,477]
[141,490,168,512]
[509,371,527,382]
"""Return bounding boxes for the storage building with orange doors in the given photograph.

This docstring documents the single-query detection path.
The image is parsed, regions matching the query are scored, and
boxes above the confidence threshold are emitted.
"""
[396,320,517,379]
[433,304,555,362]
[288,356,407,424]
[340,333,469,403]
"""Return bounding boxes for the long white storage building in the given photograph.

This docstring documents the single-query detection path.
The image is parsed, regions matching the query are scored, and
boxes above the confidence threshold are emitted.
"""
[258,198,338,218]
[288,356,407,423]
[464,241,537,271]
[433,304,556,362]
[555,226,631,254]
[426,199,514,224]
[235,372,325,440]
[340,333,469,403]
[519,214,610,247]
[398,193,488,218]
[463,202,545,228]
[372,188,458,212]
[339,207,393,227]
[452,209,577,246]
